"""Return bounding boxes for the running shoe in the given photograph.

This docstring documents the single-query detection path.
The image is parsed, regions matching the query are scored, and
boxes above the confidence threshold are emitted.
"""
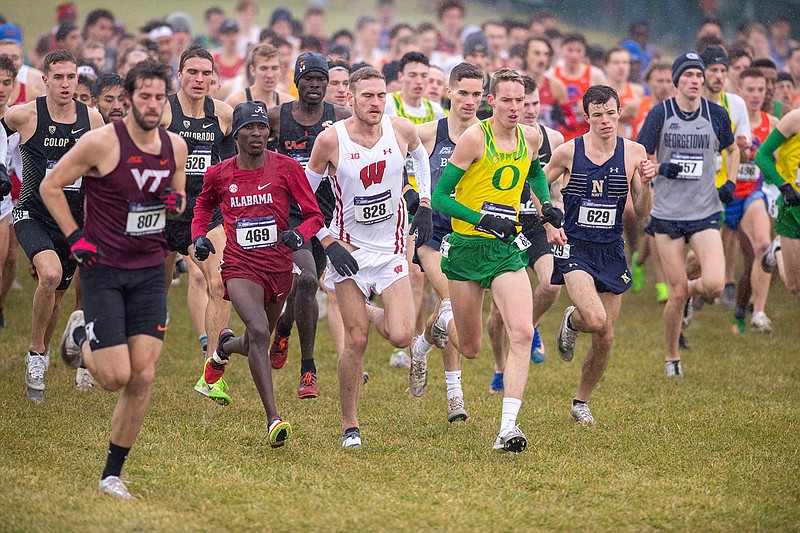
[678,332,690,350]
[721,283,736,309]
[59,309,85,369]
[389,349,411,369]
[75,367,94,392]
[204,328,235,384]
[531,325,545,364]
[268,418,292,448]
[408,338,428,398]
[447,394,468,423]
[431,298,452,349]
[750,311,773,333]
[493,426,527,453]
[665,360,683,377]
[0,307,5,327]
[489,372,504,394]
[99,476,133,499]
[25,352,46,392]
[570,401,596,424]
[342,427,362,449]
[655,282,669,303]
[362,371,370,385]
[682,298,693,328]
[269,328,290,369]
[194,376,232,406]
[761,237,781,273]
[557,306,578,362]
[631,252,644,293]
[298,371,318,399]
[731,316,746,334]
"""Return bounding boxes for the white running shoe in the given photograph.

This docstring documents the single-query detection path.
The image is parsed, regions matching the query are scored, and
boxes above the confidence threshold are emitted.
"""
[60,309,85,369]
[761,237,781,273]
[389,349,411,369]
[570,401,596,424]
[665,360,683,377]
[99,476,133,499]
[493,426,527,453]
[408,343,428,398]
[557,306,578,362]
[76,367,94,392]
[750,311,773,333]
[447,394,468,423]
[431,299,452,349]
[25,352,46,391]
[341,427,362,449]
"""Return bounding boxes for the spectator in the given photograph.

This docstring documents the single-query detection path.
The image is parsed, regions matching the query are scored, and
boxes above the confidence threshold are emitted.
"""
[193,7,224,51]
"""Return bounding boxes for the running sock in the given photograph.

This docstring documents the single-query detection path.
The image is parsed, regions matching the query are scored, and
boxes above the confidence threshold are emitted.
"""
[199,333,208,351]
[301,358,316,375]
[572,398,587,406]
[438,300,454,331]
[275,317,292,338]
[500,397,522,431]
[101,442,130,479]
[655,282,669,301]
[72,326,87,348]
[415,335,433,356]
[445,370,462,401]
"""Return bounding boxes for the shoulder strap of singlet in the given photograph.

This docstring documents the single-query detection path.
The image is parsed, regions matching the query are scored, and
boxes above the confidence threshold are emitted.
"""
[538,124,551,159]
[322,101,336,122]
[75,99,90,125]
[159,127,173,160]
[35,95,47,120]
[701,98,711,121]
[664,98,674,119]
[203,96,215,117]
[435,118,450,146]
[245,87,252,102]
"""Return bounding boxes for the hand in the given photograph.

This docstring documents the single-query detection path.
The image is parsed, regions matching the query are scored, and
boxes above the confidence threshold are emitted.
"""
[403,188,420,216]
[660,162,682,179]
[409,205,432,246]
[718,180,736,204]
[0,164,11,198]
[540,202,564,228]
[551,105,566,127]
[67,230,104,267]
[779,183,800,207]
[735,134,750,154]
[475,214,521,242]
[278,229,304,251]
[545,224,568,246]
[520,181,532,204]
[159,187,184,215]
[193,236,216,261]
[639,159,655,184]
[325,241,359,276]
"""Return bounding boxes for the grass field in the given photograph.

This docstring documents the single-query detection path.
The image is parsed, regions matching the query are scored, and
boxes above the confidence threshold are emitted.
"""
[0,254,798,531]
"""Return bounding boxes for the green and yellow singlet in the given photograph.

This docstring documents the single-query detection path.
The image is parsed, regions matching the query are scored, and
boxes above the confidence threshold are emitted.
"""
[776,132,800,193]
[391,92,436,124]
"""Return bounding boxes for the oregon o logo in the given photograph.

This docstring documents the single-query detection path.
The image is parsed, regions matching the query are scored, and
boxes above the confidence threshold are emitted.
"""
[492,165,520,191]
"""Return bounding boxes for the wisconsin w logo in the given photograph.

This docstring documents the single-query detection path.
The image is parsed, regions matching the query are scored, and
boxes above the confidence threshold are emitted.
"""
[359,160,386,189]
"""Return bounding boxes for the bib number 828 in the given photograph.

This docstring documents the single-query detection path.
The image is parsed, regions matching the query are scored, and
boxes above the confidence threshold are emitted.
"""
[246,228,271,243]
[361,203,387,220]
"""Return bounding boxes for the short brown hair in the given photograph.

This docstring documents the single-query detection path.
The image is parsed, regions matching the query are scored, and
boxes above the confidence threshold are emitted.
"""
[179,45,214,72]
[448,61,482,86]
[43,49,77,74]
[489,68,524,96]
[739,67,766,82]
[250,43,280,65]
[349,66,384,92]
[0,55,18,79]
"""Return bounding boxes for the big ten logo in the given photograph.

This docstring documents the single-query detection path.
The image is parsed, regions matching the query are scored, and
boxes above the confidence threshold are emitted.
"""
[359,160,386,189]
[491,165,520,191]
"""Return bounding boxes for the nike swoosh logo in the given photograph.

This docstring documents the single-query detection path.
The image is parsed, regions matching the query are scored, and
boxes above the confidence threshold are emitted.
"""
[71,128,84,135]
[515,154,523,160]
[276,292,284,298]
[202,123,213,129]
[257,183,271,190]
[160,159,169,166]
[157,325,167,332]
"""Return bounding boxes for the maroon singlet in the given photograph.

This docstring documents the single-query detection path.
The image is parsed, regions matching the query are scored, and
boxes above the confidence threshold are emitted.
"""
[83,120,176,269]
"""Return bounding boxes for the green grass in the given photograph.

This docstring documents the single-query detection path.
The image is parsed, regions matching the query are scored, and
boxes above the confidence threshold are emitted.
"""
[0,256,798,531]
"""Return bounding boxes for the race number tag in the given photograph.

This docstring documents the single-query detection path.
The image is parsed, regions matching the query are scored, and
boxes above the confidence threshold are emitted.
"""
[235,216,277,249]
[479,201,516,220]
[737,163,759,182]
[669,152,703,179]
[186,145,212,177]
[125,202,166,236]
[46,160,82,190]
[514,232,531,250]
[577,199,616,227]
[795,167,800,187]
[519,199,538,216]
[440,234,451,258]
[552,243,571,259]
[354,190,393,224]
[715,153,723,172]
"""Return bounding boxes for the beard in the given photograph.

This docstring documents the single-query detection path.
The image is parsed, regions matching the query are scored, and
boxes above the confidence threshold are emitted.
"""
[131,103,161,131]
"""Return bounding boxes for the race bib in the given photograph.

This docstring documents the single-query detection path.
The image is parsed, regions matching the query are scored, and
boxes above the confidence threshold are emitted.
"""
[577,199,616,227]
[186,145,212,177]
[519,199,538,216]
[715,153,723,172]
[235,216,277,249]
[46,159,82,190]
[514,232,531,250]
[670,152,703,180]
[354,190,393,224]
[440,233,451,258]
[795,167,800,187]
[552,243,571,259]
[479,201,516,220]
[125,202,166,236]
[737,163,759,182]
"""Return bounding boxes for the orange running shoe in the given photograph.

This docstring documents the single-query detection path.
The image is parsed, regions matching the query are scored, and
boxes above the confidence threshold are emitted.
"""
[297,371,318,399]
[269,329,290,369]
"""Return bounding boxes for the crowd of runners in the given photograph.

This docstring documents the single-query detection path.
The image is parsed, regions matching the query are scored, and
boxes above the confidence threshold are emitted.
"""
[1,0,798,499]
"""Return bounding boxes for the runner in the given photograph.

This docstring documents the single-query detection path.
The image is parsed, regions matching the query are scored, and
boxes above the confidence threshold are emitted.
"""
[431,68,562,452]
[522,36,575,134]
[41,59,187,499]
[2,49,104,403]
[91,72,127,124]
[305,66,433,448]
[224,43,294,109]
[192,100,324,444]
[325,59,351,108]
[545,85,655,424]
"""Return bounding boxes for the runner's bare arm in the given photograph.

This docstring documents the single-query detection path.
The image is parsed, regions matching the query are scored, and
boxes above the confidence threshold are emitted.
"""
[628,141,653,218]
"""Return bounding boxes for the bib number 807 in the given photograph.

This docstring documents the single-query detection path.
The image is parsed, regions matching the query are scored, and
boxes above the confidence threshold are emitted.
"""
[137,212,161,229]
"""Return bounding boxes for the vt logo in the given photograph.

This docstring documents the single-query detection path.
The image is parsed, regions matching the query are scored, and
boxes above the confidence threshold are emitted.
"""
[131,169,171,192]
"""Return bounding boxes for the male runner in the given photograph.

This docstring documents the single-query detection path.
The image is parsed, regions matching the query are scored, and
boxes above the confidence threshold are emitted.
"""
[545,85,655,424]
[2,49,104,402]
[305,66,433,448]
[92,72,128,123]
[259,52,349,399]
[409,62,483,421]
[0,56,19,329]
[522,36,575,137]
[637,52,739,376]
[604,47,644,140]
[193,101,324,445]
[325,60,351,108]
[432,69,561,452]
[225,43,294,109]
[160,46,234,400]
[485,74,564,394]
[41,59,187,499]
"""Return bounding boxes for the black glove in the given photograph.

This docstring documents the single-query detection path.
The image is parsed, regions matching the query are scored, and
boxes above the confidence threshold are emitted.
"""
[278,229,304,251]
[550,105,566,127]
[67,229,104,267]
[780,183,800,207]
[403,188,420,216]
[193,235,216,261]
[520,181,532,204]
[0,164,10,198]
[540,202,564,228]
[409,205,432,246]
[475,214,520,242]
[660,162,682,179]
[717,180,736,204]
[325,241,359,276]
[159,187,185,215]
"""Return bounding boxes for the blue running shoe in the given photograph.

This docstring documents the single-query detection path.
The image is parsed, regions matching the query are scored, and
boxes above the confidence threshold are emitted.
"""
[531,325,546,364]
[489,372,504,394]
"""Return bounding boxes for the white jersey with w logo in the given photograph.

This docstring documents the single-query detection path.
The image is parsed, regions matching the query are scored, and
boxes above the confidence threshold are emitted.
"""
[328,115,407,254]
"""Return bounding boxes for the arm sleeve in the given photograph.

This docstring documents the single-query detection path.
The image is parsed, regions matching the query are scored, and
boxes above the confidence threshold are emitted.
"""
[191,166,220,240]
[409,143,431,199]
[635,103,665,154]
[219,134,236,159]
[0,126,7,165]
[754,129,789,186]
[305,167,325,192]
[431,162,482,225]
[527,157,550,204]
[289,162,324,241]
